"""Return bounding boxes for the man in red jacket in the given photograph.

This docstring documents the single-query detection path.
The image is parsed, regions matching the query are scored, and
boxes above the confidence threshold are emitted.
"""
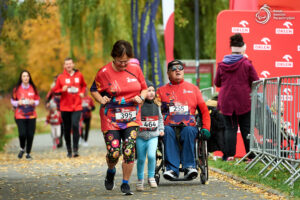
[157,60,211,180]
[53,58,87,158]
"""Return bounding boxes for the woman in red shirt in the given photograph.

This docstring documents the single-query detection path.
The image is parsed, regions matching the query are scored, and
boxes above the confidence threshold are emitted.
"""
[91,40,147,195]
[11,70,40,159]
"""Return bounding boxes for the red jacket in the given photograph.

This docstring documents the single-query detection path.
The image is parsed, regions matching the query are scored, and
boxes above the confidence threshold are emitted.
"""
[53,69,87,112]
[157,80,211,131]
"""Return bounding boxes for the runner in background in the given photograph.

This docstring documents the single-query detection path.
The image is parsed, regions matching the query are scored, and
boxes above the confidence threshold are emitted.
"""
[11,70,40,160]
[80,88,95,147]
[46,100,62,150]
[46,75,64,148]
[52,58,87,158]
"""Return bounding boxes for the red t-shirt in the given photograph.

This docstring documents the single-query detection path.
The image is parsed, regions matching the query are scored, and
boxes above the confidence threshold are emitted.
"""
[94,62,147,131]
[157,80,211,131]
[53,69,87,112]
[82,95,95,119]
[12,85,40,119]
[46,110,62,125]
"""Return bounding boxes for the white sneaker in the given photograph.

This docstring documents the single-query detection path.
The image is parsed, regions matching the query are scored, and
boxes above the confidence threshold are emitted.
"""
[82,141,88,147]
[148,178,157,188]
[184,168,198,180]
[136,180,144,191]
[163,170,178,180]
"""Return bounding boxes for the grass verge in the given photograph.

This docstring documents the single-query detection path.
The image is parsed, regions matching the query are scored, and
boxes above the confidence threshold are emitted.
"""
[209,158,300,199]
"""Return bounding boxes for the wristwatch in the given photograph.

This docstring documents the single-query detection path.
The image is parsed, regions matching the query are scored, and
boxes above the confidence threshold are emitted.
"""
[139,96,145,101]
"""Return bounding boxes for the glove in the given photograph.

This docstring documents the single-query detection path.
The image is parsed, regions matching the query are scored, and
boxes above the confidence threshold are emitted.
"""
[200,129,211,140]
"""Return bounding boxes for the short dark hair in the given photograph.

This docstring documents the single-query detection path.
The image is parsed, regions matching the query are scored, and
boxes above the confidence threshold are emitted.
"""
[230,33,244,47]
[64,57,73,62]
[111,40,133,58]
[167,60,184,70]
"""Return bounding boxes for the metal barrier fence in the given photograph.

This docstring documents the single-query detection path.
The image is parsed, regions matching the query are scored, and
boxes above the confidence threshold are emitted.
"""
[236,76,300,186]
[200,87,215,102]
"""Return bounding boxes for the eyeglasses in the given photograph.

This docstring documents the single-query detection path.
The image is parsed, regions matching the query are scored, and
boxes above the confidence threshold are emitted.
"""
[114,59,128,65]
[170,65,184,71]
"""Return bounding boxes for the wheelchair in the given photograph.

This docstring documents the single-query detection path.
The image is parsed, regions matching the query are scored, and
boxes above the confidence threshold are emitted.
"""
[154,124,209,185]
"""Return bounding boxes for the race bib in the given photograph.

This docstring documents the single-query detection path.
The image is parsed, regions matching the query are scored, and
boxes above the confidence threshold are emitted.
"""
[50,119,58,123]
[67,87,79,94]
[140,116,159,131]
[22,99,30,105]
[169,105,189,115]
[115,107,137,122]
[82,102,89,107]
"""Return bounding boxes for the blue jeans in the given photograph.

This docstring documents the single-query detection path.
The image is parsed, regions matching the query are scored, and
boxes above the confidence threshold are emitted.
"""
[136,137,158,180]
[163,126,198,175]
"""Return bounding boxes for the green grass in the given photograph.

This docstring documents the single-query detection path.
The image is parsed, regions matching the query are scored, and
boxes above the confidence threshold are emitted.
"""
[209,158,300,198]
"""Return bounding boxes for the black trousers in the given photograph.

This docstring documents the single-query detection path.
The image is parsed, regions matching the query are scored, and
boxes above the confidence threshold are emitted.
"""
[223,111,253,158]
[15,118,36,154]
[81,117,91,142]
[61,111,82,152]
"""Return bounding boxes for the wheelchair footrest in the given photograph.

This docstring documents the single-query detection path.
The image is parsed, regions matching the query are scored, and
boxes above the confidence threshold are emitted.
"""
[166,176,198,181]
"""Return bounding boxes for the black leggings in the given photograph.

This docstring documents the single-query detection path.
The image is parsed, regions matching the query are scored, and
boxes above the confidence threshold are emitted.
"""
[223,111,252,158]
[61,111,82,152]
[15,118,36,154]
[81,117,91,142]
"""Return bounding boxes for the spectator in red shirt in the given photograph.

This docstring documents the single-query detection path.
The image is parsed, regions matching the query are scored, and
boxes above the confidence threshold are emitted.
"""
[52,58,87,158]
[90,40,147,195]
[157,60,211,181]
[11,70,40,160]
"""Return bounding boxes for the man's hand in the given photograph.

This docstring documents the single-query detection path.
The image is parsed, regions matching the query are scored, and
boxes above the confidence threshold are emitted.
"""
[200,129,210,140]
[159,131,164,136]
[62,85,68,92]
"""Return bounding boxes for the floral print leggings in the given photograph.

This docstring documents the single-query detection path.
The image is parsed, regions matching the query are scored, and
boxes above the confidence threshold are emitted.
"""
[103,126,138,164]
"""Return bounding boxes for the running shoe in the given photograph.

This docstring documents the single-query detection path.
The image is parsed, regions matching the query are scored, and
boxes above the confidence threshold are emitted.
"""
[105,170,115,190]
[120,183,133,195]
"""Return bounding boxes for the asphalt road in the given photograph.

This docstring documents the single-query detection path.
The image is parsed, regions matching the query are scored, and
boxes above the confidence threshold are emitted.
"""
[0,130,278,200]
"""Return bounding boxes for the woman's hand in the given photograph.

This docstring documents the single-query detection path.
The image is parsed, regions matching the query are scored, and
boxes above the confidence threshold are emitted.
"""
[29,99,35,105]
[100,96,111,105]
[132,95,144,104]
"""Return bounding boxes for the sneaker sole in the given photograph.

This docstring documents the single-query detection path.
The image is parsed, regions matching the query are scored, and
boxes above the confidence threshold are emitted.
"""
[123,191,134,195]
[105,182,115,190]
[163,174,176,180]
[184,171,198,180]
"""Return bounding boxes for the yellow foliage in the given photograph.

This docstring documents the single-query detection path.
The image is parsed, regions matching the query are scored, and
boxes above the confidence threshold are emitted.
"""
[23,3,104,93]
[23,4,70,92]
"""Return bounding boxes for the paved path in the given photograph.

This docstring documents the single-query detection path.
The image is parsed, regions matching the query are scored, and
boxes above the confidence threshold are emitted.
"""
[0,130,280,200]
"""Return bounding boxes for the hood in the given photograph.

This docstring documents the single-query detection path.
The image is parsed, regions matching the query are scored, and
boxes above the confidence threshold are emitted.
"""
[219,55,246,72]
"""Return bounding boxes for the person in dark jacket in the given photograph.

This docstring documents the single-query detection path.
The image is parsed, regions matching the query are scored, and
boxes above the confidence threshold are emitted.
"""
[214,33,259,161]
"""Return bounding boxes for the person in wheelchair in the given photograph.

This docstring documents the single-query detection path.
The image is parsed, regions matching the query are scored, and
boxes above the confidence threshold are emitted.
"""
[157,60,211,181]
